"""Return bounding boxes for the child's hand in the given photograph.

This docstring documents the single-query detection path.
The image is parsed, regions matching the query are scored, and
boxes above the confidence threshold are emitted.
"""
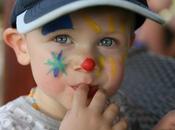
[153,110,175,130]
[59,85,128,130]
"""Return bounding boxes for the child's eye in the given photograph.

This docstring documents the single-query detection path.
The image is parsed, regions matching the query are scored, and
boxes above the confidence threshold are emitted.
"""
[54,35,72,44]
[98,37,118,47]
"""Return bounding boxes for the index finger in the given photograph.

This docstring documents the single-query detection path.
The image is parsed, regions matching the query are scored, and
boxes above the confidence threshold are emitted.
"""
[72,84,89,112]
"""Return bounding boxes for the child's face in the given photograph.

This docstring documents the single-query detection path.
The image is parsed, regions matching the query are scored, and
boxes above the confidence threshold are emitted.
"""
[25,8,134,109]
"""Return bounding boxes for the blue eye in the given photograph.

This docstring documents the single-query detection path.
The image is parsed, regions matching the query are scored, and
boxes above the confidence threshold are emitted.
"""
[98,38,118,47]
[54,35,72,44]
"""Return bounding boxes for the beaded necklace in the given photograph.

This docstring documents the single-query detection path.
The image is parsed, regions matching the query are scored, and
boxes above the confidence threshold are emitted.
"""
[28,88,40,110]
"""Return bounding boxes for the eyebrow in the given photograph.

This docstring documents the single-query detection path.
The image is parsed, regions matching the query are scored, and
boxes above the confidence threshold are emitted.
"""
[42,15,74,35]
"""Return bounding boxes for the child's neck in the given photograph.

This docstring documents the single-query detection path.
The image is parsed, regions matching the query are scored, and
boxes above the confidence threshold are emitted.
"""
[32,87,67,121]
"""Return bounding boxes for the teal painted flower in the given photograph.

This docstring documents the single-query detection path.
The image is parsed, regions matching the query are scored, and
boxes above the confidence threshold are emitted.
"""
[46,50,66,77]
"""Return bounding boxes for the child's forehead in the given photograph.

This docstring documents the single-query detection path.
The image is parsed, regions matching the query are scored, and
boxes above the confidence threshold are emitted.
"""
[40,7,134,35]
[70,9,133,27]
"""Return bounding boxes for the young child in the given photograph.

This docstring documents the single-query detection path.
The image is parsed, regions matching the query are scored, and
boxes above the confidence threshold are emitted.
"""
[2,0,164,130]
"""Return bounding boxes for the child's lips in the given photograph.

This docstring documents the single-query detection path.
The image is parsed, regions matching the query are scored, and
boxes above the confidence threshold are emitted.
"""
[70,84,98,99]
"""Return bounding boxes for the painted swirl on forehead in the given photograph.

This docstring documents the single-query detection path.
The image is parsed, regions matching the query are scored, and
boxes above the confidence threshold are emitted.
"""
[42,15,73,35]
[45,50,66,77]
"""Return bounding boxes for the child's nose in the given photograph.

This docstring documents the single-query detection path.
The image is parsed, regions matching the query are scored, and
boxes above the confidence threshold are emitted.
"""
[81,58,96,72]
[73,57,96,73]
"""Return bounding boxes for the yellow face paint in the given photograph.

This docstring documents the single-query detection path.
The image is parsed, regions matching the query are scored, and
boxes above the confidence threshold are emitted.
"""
[96,55,105,77]
[120,43,129,63]
[119,18,127,33]
[108,15,116,33]
[83,15,102,33]
[109,57,117,78]
[108,15,128,33]
[120,52,128,64]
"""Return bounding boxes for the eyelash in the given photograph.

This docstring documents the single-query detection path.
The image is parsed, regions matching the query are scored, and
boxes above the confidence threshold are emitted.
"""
[53,34,73,45]
[98,37,119,47]
[53,35,119,48]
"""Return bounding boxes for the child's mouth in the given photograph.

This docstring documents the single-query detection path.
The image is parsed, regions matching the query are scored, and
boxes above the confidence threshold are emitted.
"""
[71,84,98,99]
[87,85,98,99]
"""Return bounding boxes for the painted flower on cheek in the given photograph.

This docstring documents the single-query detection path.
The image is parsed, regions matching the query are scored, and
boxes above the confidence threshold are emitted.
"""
[45,50,66,77]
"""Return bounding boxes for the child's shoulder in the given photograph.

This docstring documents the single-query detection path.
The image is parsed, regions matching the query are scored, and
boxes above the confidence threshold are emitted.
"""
[0,96,59,130]
[0,96,30,114]
[0,96,42,129]
[0,97,30,129]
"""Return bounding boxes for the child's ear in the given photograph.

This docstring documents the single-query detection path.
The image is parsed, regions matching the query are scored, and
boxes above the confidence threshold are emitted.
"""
[128,32,135,48]
[3,28,30,65]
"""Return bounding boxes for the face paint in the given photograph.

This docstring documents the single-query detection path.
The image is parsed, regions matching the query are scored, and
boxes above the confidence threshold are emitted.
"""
[42,15,73,35]
[81,58,96,72]
[119,43,129,63]
[46,50,66,77]
[96,55,105,77]
[120,52,128,64]
[108,15,116,33]
[119,17,127,33]
[108,57,117,78]
[83,15,102,33]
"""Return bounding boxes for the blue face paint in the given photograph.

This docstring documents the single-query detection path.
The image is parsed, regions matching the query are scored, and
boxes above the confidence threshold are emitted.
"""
[42,15,73,35]
[46,50,66,77]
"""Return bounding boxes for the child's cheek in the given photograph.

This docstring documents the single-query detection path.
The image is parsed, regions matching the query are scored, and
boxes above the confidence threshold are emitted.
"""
[45,50,67,78]
[105,55,126,95]
[108,57,118,79]
[38,50,68,96]
[37,74,66,96]
[95,55,105,77]
[120,51,128,64]
[106,55,124,79]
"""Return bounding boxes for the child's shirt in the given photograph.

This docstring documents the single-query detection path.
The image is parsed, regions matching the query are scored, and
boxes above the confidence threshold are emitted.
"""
[0,96,60,130]
[0,90,140,130]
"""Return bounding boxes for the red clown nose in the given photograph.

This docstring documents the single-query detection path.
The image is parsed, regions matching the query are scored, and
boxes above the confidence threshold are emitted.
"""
[81,58,96,72]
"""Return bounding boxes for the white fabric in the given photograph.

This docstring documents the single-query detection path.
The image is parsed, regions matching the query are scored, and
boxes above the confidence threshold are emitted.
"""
[17,0,165,33]
[0,96,60,130]
[0,91,139,130]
